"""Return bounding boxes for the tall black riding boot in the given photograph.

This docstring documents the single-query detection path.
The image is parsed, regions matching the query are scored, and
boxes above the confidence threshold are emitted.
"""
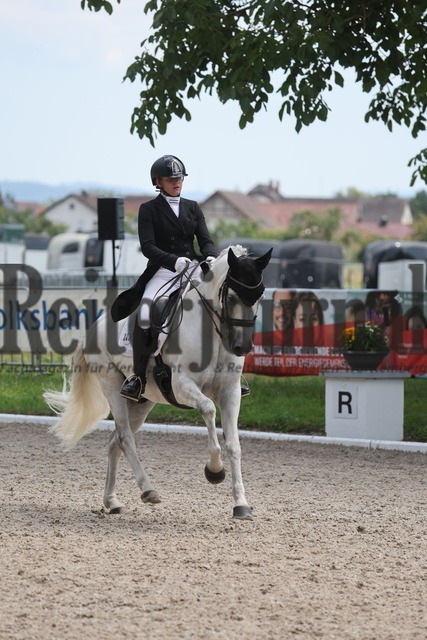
[120,325,154,402]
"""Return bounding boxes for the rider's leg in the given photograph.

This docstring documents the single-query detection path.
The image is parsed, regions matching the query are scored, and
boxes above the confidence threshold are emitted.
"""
[120,323,156,401]
[120,269,176,402]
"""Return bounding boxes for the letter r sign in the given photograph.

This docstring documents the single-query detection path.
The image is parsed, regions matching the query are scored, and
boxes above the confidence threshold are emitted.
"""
[333,385,358,419]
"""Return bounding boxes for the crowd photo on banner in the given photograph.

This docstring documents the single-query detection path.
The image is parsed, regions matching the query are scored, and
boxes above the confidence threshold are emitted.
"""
[245,288,427,376]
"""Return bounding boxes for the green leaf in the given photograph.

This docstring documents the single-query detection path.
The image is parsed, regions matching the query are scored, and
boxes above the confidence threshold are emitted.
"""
[334,70,344,87]
[238,114,247,129]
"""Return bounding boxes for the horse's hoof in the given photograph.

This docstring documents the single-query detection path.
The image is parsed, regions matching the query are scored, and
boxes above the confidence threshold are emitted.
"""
[204,465,226,484]
[141,490,161,504]
[108,506,125,515]
[233,505,253,520]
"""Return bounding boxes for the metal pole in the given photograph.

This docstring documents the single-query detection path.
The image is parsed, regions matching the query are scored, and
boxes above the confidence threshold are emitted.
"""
[111,239,118,287]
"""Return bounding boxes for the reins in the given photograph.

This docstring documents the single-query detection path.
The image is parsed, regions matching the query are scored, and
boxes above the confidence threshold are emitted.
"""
[150,262,199,334]
[150,259,264,343]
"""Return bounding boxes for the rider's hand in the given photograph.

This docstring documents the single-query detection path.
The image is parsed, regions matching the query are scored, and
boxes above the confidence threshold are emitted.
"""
[174,257,191,273]
[205,256,216,268]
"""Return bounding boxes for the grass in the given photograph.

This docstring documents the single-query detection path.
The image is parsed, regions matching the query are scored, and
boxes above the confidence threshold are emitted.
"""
[1,366,426,442]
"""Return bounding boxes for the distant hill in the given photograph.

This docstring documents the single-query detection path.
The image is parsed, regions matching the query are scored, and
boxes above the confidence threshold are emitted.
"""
[0,180,208,203]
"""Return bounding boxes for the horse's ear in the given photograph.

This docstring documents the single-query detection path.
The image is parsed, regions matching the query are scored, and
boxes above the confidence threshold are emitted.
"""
[255,248,273,270]
[227,247,240,269]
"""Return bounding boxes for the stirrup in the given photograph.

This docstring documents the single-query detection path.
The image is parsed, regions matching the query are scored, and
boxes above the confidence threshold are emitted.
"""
[241,385,251,397]
[120,375,143,402]
[241,375,251,397]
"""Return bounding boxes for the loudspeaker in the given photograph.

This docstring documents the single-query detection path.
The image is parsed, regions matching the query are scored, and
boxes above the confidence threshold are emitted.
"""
[97,197,125,240]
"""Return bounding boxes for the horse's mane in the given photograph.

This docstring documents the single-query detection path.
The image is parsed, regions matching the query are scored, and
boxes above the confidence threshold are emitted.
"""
[218,244,248,259]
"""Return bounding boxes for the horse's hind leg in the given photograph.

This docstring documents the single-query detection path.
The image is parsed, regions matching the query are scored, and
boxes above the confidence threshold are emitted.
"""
[102,397,159,513]
[104,429,127,513]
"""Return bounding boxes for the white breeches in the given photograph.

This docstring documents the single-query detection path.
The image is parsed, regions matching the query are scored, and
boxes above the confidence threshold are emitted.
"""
[138,263,203,328]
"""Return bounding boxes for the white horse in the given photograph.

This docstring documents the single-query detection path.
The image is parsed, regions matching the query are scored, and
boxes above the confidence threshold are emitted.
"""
[44,245,271,520]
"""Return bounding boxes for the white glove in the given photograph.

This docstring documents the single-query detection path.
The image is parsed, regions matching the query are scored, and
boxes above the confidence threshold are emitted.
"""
[174,257,191,273]
[205,256,216,267]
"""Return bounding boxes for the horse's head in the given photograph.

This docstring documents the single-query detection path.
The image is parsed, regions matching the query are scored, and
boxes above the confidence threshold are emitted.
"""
[218,245,272,356]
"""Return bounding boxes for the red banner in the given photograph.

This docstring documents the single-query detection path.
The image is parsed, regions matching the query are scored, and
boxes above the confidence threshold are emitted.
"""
[244,289,427,376]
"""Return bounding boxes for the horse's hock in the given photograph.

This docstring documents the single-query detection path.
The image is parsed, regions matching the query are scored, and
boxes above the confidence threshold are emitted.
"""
[321,370,411,441]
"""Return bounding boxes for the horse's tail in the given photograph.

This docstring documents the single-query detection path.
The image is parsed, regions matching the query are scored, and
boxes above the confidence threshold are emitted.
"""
[43,343,110,449]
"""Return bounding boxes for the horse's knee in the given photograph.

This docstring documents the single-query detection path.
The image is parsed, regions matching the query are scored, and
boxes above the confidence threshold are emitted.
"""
[197,397,216,420]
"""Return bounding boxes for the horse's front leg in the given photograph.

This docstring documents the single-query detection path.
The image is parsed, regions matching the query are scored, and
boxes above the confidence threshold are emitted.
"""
[201,396,226,485]
[174,379,225,484]
[218,384,253,520]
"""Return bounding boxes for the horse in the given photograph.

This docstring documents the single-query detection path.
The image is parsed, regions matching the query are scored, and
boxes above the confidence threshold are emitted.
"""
[44,245,272,520]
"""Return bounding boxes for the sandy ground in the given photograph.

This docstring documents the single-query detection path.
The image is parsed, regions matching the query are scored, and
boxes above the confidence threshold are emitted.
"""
[0,422,426,640]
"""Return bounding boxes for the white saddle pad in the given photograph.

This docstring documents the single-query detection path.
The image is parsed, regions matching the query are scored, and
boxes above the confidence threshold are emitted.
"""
[118,318,167,358]
[118,320,133,357]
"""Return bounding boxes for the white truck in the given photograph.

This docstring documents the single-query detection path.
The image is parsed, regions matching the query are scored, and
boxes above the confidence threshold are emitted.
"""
[46,232,147,276]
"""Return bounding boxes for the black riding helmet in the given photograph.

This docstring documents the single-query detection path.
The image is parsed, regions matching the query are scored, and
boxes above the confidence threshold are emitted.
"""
[150,155,188,186]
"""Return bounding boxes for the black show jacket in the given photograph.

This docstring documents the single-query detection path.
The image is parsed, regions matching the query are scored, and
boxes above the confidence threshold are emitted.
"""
[111,194,218,322]
[139,194,217,270]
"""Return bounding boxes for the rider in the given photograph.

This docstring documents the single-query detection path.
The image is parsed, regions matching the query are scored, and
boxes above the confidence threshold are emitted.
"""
[117,154,219,401]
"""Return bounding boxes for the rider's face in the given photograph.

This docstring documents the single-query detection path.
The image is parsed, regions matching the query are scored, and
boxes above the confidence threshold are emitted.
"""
[157,176,183,196]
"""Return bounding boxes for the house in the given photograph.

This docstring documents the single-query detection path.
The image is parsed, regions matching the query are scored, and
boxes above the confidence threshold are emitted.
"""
[200,190,276,229]
[352,197,413,239]
[42,192,153,233]
[122,194,153,216]
[257,197,359,231]
[259,196,413,240]
[201,184,413,240]
[248,181,285,202]
[42,192,99,233]
[37,186,415,241]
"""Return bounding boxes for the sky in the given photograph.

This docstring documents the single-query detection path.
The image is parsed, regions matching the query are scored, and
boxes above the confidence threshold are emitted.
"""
[1,0,426,200]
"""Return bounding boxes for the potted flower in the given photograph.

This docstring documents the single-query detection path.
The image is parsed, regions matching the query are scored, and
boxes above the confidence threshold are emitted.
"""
[341,322,390,370]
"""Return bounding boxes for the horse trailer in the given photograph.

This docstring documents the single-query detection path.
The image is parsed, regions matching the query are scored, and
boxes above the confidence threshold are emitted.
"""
[218,238,344,288]
[362,240,427,289]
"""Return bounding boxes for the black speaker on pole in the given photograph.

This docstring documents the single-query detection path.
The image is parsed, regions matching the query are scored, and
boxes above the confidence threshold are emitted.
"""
[97,197,125,241]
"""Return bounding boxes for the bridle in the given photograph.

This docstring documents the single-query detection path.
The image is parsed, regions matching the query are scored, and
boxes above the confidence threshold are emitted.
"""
[194,269,264,340]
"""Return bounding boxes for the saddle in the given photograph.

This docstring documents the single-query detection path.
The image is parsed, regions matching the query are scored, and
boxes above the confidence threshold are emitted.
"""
[152,355,193,410]
[149,289,194,409]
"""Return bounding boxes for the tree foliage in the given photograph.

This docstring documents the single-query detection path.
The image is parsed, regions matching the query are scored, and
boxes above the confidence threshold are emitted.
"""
[0,202,66,236]
[410,190,427,220]
[81,0,427,186]
[283,207,343,241]
[410,215,427,241]
[210,217,260,245]
[334,186,371,199]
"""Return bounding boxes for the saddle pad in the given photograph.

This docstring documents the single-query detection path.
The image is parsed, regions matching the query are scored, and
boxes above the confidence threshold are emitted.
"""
[118,319,133,357]
[118,318,167,358]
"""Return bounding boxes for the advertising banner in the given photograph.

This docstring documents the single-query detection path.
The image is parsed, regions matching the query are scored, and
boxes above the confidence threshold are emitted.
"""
[245,288,427,376]
[0,262,426,377]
